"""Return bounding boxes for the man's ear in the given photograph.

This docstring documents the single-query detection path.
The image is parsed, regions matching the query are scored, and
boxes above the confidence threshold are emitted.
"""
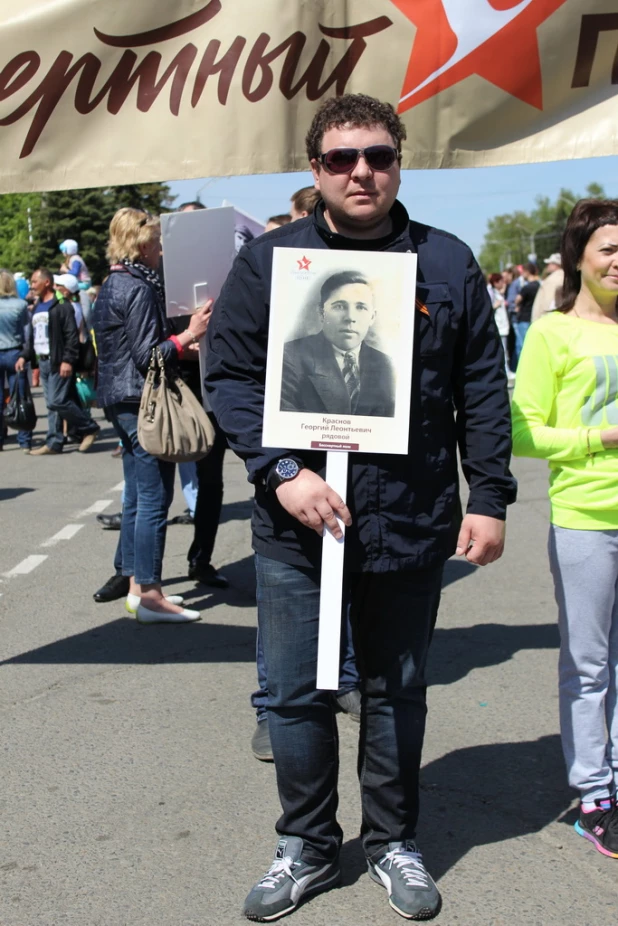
[310,160,321,189]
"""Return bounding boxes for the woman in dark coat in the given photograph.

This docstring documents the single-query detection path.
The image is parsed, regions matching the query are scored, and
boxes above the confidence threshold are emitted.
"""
[94,208,211,623]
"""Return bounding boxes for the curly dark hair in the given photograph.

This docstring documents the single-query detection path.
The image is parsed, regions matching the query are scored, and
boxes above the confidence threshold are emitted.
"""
[305,94,406,162]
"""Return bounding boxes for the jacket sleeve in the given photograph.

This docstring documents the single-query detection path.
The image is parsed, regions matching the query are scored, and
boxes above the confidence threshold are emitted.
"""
[452,251,517,518]
[122,282,176,374]
[20,303,32,362]
[204,248,291,483]
[60,303,80,366]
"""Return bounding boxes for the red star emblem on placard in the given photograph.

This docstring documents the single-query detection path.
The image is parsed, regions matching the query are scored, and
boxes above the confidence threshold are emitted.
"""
[297,256,312,271]
[391,0,569,114]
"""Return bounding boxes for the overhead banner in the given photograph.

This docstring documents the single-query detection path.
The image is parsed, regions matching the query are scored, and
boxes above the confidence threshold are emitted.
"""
[0,0,617,192]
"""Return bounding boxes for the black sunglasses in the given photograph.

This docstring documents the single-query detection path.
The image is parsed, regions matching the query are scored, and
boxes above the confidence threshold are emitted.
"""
[318,145,399,174]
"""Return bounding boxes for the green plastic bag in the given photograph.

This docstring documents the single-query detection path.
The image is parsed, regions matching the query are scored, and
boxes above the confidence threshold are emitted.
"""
[75,374,96,408]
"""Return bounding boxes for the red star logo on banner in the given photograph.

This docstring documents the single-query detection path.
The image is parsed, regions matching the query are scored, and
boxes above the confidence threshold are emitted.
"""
[297,256,312,271]
[391,0,569,114]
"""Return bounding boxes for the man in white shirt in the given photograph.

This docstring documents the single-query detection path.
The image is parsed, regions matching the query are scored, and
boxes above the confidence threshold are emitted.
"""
[531,253,565,322]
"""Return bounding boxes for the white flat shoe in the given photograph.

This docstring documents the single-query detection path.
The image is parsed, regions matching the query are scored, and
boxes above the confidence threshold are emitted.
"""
[136,604,201,624]
[125,593,183,614]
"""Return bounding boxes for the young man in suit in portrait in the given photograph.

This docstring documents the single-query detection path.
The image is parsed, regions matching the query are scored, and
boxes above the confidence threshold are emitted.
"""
[280,270,395,417]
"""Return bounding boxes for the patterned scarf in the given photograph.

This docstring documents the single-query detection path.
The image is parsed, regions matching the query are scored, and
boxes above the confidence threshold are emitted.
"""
[121,258,165,307]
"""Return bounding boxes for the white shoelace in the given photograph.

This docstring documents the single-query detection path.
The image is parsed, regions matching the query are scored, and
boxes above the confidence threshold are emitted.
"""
[258,856,300,890]
[381,848,429,888]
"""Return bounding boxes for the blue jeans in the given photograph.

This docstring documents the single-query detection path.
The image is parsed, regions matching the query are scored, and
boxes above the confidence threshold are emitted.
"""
[110,403,175,585]
[252,612,360,720]
[39,358,97,451]
[513,320,530,365]
[0,348,31,448]
[255,553,443,863]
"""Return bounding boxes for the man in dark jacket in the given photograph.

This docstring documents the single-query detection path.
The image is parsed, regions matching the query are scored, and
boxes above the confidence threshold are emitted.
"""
[205,94,516,923]
[28,268,99,455]
[280,270,395,417]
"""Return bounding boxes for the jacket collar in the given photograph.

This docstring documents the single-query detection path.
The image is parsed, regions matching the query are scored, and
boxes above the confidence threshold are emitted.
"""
[313,199,410,251]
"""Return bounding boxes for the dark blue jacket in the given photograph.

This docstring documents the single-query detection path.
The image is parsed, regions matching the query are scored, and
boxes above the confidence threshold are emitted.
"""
[94,264,176,408]
[205,201,516,573]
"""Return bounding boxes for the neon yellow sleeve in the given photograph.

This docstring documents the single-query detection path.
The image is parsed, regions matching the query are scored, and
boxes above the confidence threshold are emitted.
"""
[511,325,605,461]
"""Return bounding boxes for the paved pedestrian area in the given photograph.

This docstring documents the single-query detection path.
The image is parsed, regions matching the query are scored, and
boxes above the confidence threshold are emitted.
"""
[1,397,617,925]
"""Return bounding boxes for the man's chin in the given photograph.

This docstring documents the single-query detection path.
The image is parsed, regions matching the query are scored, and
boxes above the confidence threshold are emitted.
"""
[340,201,390,226]
[333,338,361,351]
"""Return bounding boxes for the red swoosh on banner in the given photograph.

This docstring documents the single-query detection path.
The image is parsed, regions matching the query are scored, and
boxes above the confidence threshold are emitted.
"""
[391,0,569,113]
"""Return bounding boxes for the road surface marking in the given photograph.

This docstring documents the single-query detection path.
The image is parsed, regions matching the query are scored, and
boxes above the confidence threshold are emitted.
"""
[4,555,48,577]
[78,500,113,516]
[111,481,125,492]
[42,524,84,547]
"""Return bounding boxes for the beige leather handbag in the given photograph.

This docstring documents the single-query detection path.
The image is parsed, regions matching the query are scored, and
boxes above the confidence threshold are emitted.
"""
[138,348,215,463]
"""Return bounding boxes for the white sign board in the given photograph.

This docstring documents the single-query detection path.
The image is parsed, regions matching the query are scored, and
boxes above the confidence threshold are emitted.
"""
[161,206,236,318]
[263,248,417,455]
[222,201,266,252]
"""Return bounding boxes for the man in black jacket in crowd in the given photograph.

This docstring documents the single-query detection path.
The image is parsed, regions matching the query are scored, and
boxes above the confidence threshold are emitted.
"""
[205,94,516,922]
[28,268,99,455]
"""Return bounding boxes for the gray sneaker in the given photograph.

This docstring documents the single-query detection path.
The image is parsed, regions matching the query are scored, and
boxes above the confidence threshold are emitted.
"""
[243,836,340,921]
[368,841,441,920]
[251,719,274,762]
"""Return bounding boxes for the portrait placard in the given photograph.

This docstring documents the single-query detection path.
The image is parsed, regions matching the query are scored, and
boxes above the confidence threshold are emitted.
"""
[222,201,266,254]
[262,248,417,456]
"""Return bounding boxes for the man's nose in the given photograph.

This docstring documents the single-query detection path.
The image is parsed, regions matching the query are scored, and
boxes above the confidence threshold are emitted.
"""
[350,153,373,181]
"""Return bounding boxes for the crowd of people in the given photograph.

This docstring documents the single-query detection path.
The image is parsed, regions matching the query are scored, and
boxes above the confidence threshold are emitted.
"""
[485,252,565,381]
[2,90,617,922]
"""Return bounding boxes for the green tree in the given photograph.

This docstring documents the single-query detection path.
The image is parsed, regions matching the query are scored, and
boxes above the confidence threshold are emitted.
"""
[0,182,173,283]
[479,183,608,272]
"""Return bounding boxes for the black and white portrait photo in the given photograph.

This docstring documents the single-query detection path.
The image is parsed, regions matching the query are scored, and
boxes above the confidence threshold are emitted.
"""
[280,270,395,417]
[262,247,417,456]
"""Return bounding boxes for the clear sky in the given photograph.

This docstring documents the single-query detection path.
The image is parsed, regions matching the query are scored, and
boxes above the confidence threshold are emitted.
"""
[168,155,617,264]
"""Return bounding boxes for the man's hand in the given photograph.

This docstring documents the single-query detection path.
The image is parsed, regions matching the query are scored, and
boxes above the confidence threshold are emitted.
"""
[456,514,505,566]
[275,468,352,540]
[14,357,26,372]
[59,361,72,378]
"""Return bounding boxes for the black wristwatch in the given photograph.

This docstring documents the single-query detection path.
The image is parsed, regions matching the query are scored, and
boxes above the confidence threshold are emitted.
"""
[267,457,304,491]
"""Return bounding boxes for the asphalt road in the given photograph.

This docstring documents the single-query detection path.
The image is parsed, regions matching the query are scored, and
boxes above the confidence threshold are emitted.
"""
[1,392,617,926]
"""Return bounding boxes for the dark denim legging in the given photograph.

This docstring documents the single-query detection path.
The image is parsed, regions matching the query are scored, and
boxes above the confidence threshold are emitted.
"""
[110,403,174,585]
[255,553,443,864]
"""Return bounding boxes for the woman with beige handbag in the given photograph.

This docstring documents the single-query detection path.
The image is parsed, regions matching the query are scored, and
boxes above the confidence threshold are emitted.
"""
[93,208,212,623]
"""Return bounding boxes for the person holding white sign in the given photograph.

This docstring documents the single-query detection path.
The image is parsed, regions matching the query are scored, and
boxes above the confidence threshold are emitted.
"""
[205,94,515,922]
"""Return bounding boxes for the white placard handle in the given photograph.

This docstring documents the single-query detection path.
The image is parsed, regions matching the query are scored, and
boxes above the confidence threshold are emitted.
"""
[316,451,349,690]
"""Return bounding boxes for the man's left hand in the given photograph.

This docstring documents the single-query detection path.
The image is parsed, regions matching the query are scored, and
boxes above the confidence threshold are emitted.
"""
[456,514,505,566]
[59,362,72,378]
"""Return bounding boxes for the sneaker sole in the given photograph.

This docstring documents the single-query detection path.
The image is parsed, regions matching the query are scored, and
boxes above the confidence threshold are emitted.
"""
[244,868,341,922]
[574,820,618,858]
[368,866,442,921]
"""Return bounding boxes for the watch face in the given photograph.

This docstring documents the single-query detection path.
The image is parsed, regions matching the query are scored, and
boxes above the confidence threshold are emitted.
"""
[276,459,300,480]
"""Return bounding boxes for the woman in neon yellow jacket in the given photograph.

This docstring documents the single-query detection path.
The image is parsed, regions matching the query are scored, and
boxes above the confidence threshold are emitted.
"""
[512,198,618,860]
